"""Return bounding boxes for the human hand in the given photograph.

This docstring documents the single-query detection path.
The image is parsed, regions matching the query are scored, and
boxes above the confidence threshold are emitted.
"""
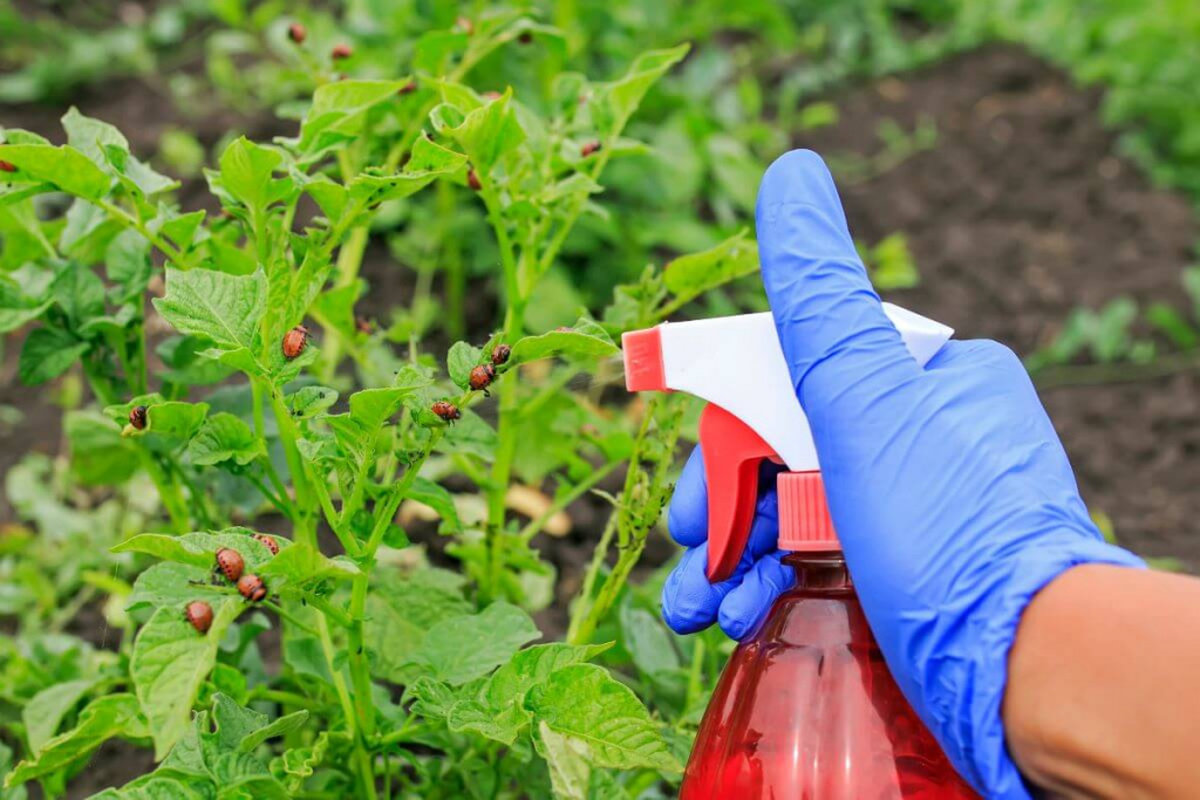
[661,149,1144,796]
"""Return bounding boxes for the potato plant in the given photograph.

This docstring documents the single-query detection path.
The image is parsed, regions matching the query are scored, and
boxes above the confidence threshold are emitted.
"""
[0,11,761,799]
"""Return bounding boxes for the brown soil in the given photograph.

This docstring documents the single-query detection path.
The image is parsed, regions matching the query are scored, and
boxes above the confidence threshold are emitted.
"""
[3,41,1200,798]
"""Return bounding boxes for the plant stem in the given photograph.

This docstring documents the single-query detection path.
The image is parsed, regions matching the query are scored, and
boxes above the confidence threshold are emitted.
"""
[96,198,190,270]
[518,460,618,543]
[314,611,356,735]
[140,451,189,533]
[318,224,371,381]
[309,595,353,629]
[436,180,466,339]
[347,572,375,737]
[267,386,317,548]
[568,395,681,643]
[1032,352,1200,389]
[565,513,618,645]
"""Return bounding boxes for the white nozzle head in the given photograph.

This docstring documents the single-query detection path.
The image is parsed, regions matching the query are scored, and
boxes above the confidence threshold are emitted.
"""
[624,305,951,471]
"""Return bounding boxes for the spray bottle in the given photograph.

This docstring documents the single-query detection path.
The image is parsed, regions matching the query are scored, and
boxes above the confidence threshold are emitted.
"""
[623,306,979,798]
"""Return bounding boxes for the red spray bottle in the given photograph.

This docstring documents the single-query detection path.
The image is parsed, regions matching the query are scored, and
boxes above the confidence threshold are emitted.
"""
[623,307,979,799]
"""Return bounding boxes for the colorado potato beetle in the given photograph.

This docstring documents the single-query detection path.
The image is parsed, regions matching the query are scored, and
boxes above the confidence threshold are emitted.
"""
[185,601,213,633]
[252,534,279,555]
[215,548,245,582]
[468,363,496,393]
[431,400,461,423]
[237,574,267,602]
[129,405,148,430]
[282,325,310,359]
[490,344,511,366]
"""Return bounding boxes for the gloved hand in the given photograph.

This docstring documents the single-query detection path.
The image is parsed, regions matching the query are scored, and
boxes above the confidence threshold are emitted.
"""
[661,149,1146,797]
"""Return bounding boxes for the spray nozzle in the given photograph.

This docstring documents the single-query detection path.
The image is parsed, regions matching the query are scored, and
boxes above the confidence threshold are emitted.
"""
[622,307,952,583]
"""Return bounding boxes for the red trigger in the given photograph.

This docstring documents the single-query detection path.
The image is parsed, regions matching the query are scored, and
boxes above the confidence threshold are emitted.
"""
[698,404,778,582]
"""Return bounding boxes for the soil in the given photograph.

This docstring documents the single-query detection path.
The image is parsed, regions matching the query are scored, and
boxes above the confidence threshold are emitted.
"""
[3,41,1200,798]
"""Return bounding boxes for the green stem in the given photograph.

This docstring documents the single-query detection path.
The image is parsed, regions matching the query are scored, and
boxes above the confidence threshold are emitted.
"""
[96,198,190,269]
[267,385,317,548]
[140,452,189,533]
[348,572,375,737]
[518,460,618,543]
[262,600,320,637]
[250,688,321,709]
[309,595,353,629]
[566,513,618,645]
[319,224,371,382]
[436,180,466,339]
[315,612,356,735]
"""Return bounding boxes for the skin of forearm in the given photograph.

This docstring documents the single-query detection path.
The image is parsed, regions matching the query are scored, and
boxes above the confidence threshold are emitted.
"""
[1004,564,1200,798]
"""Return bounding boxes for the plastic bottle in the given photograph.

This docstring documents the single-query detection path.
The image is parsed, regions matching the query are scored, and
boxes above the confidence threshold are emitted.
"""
[621,308,973,797]
[679,473,978,799]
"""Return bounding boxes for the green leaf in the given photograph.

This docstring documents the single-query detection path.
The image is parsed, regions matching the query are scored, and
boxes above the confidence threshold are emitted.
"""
[6,694,146,787]
[65,411,139,486]
[406,477,462,534]
[258,543,360,592]
[0,742,25,800]
[112,534,211,567]
[158,210,207,252]
[187,413,265,467]
[276,731,329,793]
[299,80,407,155]
[126,562,211,614]
[238,709,308,753]
[860,232,920,291]
[0,281,51,334]
[140,401,210,442]
[106,228,153,302]
[663,229,759,306]
[408,601,540,685]
[62,107,128,166]
[536,721,591,800]
[348,386,412,430]
[447,340,483,389]
[0,144,111,200]
[525,664,680,772]
[598,44,690,135]
[438,88,525,171]
[436,408,497,462]
[482,643,612,711]
[103,144,178,198]
[349,136,467,204]
[447,699,528,746]
[619,603,680,678]
[23,678,94,755]
[287,385,338,418]
[508,318,617,367]
[216,138,291,216]
[18,327,88,385]
[153,267,267,351]
[366,568,472,682]
[132,599,242,758]
[1146,302,1199,349]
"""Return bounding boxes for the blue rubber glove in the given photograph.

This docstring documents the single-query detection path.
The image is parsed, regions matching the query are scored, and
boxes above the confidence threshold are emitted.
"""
[661,149,1146,798]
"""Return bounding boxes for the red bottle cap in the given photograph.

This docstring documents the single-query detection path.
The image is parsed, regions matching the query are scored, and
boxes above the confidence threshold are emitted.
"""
[777,471,839,551]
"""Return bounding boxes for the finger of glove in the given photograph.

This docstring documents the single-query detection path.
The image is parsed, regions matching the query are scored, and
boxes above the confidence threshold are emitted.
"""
[668,445,783,559]
[756,150,919,419]
[661,545,745,634]
[717,550,795,640]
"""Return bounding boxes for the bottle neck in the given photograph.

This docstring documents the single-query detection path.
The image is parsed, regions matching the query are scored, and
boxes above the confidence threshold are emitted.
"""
[783,551,852,593]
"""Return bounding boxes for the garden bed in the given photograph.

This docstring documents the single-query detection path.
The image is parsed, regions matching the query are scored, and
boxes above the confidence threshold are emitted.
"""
[1,40,1197,797]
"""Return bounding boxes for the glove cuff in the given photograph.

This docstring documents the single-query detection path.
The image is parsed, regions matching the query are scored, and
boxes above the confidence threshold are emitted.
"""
[954,536,1146,798]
